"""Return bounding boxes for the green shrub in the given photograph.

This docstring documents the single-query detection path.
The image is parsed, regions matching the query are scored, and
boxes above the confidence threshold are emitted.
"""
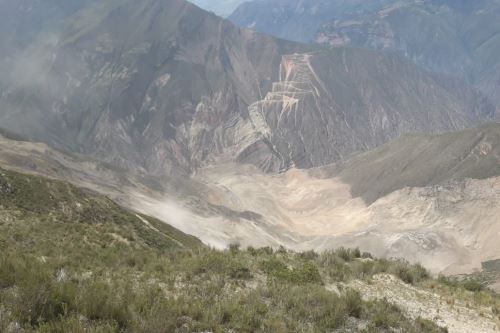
[462,279,484,292]
[260,259,322,285]
[229,264,252,280]
[336,247,355,262]
[294,261,323,285]
[342,289,363,318]
[229,243,241,253]
[276,246,288,254]
[0,256,17,288]
[298,250,318,260]
[369,300,405,329]
[246,246,257,256]
[391,261,430,285]
[362,252,373,259]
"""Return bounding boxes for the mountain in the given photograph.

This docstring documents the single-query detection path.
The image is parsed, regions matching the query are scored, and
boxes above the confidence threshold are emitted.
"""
[239,49,493,171]
[0,0,494,177]
[229,0,393,43]
[230,0,500,111]
[0,0,303,175]
[316,0,500,108]
[188,0,248,17]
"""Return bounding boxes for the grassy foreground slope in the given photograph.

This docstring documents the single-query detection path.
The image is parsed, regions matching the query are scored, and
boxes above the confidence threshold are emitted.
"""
[0,167,496,332]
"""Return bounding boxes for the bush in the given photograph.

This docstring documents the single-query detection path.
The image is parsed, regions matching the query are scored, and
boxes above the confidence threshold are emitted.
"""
[391,261,429,285]
[336,247,355,262]
[362,252,373,259]
[0,256,17,288]
[78,280,131,329]
[276,246,288,254]
[369,300,405,329]
[229,243,240,253]
[246,246,257,256]
[342,289,363,318]
[298,250,318,260]
[229,264,252,280]
[462,279,484,292]
[260,259,323,285]
[294,262,323,285]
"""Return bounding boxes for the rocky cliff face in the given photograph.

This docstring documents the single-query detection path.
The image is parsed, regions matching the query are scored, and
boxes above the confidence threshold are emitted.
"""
[0,0,303,175]
[241,49,494,171]
[0,0,494,177]
[322,0,500,112]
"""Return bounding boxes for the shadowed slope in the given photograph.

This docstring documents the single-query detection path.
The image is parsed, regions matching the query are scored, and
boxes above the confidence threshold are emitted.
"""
[326,122,500,204]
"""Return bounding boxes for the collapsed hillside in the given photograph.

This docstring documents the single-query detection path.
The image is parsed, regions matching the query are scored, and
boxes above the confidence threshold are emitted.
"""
[1,167,499,332]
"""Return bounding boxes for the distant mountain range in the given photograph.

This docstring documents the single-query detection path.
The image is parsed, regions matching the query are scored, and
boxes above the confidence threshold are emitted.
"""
[230,0,500,111]
[229,0,394,43]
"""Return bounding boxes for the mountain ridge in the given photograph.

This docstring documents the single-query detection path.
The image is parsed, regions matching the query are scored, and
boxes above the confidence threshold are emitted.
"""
[230,0,500,112]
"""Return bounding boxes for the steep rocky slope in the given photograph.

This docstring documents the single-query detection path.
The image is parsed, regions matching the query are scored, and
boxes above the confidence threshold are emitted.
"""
[241,49,493,171]
[0,0,96,53]
[0,0,303,175]
[0,0,494,177]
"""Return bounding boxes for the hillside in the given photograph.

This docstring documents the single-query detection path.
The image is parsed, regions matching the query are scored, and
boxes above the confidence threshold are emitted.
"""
[1,167,499,332]
[240,49,493,171]
[330,121,500,204]
[0,166,203,254]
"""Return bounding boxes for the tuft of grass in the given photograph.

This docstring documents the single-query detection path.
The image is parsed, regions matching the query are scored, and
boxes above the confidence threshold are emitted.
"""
[260,258,323,285]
